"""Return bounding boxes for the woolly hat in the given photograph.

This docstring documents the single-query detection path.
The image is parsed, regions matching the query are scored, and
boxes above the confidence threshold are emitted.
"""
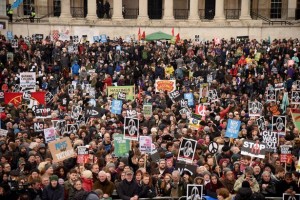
[81,170,93,179]
[49,175,58,182]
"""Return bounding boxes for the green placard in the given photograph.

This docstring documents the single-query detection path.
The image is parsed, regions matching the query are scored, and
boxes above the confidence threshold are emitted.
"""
[107,86,135,100]
[143,104,152,118]
[113,134,130,157]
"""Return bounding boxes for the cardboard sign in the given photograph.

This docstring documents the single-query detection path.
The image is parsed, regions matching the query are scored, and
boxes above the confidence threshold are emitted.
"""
[139,136,152,153]
[143,104,152,118]
[48,137,75,163]
[111,100,123,115]
[178,138,197,164]
[292,91,300,104]
[280,145,292,163]
[175,162,197,176]
[184,93,194,106]
[44,128,56,143]
[107,86,135,100]
[124,117,139,141]
[272,116,286,135]
[113,134,130,157]
[77,146,89,164]
[155,80,176,93]
[262,131,277,152]
[20,72,36,92]
[187,184,203,200]
[0,129,8,137]
[241,139,266,159]
[34,122,44,133]
[248,102,263,116]
[225,119,241,138]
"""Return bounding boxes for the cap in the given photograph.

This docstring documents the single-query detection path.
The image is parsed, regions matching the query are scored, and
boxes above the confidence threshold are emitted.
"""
[49,175,59,182]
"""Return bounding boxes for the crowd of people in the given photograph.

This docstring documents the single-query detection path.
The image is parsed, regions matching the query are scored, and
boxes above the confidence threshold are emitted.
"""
[0,33,299,200]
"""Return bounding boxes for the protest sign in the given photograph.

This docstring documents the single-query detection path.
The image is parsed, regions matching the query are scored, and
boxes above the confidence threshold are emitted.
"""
[44,128,56,143]
[0,129,8,137]
[113,134,130,157]
[293,80,300,91]
[248,102,263,116]
[175,162,197,176]
[195,104,206,118]
[77,146,89,164]
[67,124,78,133]
[155,80,176,93]
[34,122,44,133]
[71,106,82,120]
[127,109,137,118]
[280,145,292,163]
[139,136,152,153]
[143,104,152,118]
[275,83,284,91]
[20,72,36,91]
[179,107,191,118]
[272,116,286,135]
[45,92,54,104]
[266,88,276,102]
[199,83,209,104]
[208,89,219,102]
[52,120,66,134]
[283,194,300,200]
[49,137,75,163]
[169,90,183,102]
[178,138,197,164]
[85,107,103,118]
[187,184,203,200]
[256,117,266,134]
[33,105,51,118]
[225,119,241,138]
[124,117,139,141]
[184,93,194,106]
[241,139,266,159]
[188,115,202,130]
[180,99,189,108]
[292,91,300,104]
[117,92,126,100]
[107,86,135,100]
[111,100,123,115]
[262,131,277,152]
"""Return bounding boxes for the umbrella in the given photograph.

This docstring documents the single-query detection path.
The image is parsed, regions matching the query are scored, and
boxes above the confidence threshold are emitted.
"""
[145,31,173,41]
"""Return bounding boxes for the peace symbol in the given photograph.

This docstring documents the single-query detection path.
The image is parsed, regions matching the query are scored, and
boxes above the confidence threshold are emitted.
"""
[294,92,300,102]
[251,103,258,114]
[208,142,218,154]
[128,119,137,136]
[190,186,200,200]
[183,141,193,157]
[276,117,284,131]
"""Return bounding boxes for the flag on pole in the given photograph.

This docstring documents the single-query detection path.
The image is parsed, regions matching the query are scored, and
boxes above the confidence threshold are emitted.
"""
[171,28,174,36]
[11,0,24,9]
[176,33,180,43]
[141,31,146,40]
[138,28,141,41]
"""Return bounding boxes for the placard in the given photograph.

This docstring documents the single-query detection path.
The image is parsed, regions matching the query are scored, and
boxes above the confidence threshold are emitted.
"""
[85,107,103,118]
[77,146,89,164]
[107,86,135,100]
[139,136,152,153]
[178,138,197,164]
[169,90,183,103]
[44,127,56,143]
[283,193,300,200]
[71,106,82,120]
[111,100,123,115]
[48,137,75,163]
[292,91,300,104]
[199,83,209,104]
[272,116,286,136]
[155,80,176,93]
[266,88,276,102]
[262,131,277,152]
[184,93,194,106]
[143,104,152,118]
[117,92,126,100]
[256,117,266,134]
[241,139,266,159]
[20,72,36,92]
[175,162,197,176]
[208,89,219,102]
[225,119,241,138]
[33,105,51,118]
[248,102,263,116]
[280,145,292,163]
[113,134,130,157]
[0,129,8,137]
[67,124,78,133]
[124,117,139,141]
[187,184,203,200]
[34,122,44,133]
[52,120,66,134]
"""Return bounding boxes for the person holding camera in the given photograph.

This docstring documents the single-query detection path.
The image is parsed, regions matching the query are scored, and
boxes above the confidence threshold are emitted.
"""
[234,166,260,193]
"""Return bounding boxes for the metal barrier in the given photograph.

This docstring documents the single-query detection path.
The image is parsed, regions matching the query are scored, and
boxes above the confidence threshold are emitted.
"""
[112,196,283,200]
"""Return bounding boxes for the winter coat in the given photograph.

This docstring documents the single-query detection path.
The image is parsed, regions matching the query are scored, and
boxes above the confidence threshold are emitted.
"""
[116,179,139,200]
[92,179,115,196]
[42,184,64,200]
[82,177,93,192]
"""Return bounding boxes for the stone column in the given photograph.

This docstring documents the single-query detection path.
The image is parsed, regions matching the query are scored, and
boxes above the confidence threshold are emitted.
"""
[240,0,251,20]
[86,0,98,20]
[0,0,7,32]
[288,0,297,19]
[138,0,149,20]
[59,0,72,19]
[189,0,199,20]
[163,0,174,20]
[214,0,225,20]
[112,0,123,20]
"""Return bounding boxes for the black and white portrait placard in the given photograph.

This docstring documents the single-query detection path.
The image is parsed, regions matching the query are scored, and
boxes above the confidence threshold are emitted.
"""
[67,124,78,134]
[272,115,286,135]
[208,89,219,102]
[266,88,276,102]
[248,102,263,116]
[71,106,82,120]
[51,120,66,134]
[292,91,300,104]
[187,184,203,200]
[124,117,139,141]
[256,116,266,134]
[283,193,300,200]
[178,138,197,164]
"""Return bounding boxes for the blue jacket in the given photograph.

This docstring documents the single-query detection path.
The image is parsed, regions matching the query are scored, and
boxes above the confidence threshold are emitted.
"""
[72,63,80,75]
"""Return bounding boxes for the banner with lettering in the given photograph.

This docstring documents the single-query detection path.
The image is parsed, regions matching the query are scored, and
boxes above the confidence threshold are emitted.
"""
[241,139,266,159]
[107,86,135,100]
[77,146,89,164]
[20,72,36,91]
[113,134,130,157]
[155,80,176,93]
[111,100,123,115]
[49,137,75,163]
[262,131,277,152]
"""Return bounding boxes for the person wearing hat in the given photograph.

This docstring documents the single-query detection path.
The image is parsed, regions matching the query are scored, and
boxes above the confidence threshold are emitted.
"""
[42,175,64,200]
[116,170,139,200]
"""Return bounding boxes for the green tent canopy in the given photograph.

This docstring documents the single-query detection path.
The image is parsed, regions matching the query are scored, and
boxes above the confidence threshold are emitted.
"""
[145,31,173,41]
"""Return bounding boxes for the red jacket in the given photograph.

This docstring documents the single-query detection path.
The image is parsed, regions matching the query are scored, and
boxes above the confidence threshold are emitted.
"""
[82,177,93,192]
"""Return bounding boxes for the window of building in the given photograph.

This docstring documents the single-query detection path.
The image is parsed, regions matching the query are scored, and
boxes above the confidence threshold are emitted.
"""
[53,0,61,17]
[270,0,282,19]
[23,0,34,15]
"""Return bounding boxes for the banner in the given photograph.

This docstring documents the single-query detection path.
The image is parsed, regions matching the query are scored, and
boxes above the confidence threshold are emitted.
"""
[175,162,197,176]
[77,146,89,164]
[184,93,194,106]
[85,107,103,118]
[155,80,176,93]
[113,134,130,157]
[280,145,292,163]
[178,138,197,164]
[4,92,46,107]
[111,100,123,115]
[241,139,266,159]
[124,117,139,141]
[48,137,75,163]
[169,90,183,103]
[199,83,209,104]
[20,72,36,91]
[107,86,135,100]
[272,116,286,136]
[187,184,203,200]
[44,128,56,143]
[143,104,152,118]
[139,136,152,153]
[33,105,51,119]
[262,131,277,152]
[225,119,241,138]
[291,108,300,131]
[248,102,263,116]
[34,122,44,133]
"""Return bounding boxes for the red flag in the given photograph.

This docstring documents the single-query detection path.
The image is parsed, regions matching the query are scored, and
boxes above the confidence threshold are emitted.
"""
[141,31,146,40]
[31,92,46,105]
[4,92,22,107]
[138,28,141,41]
[176,33,180,43]
[171,28,174,36]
